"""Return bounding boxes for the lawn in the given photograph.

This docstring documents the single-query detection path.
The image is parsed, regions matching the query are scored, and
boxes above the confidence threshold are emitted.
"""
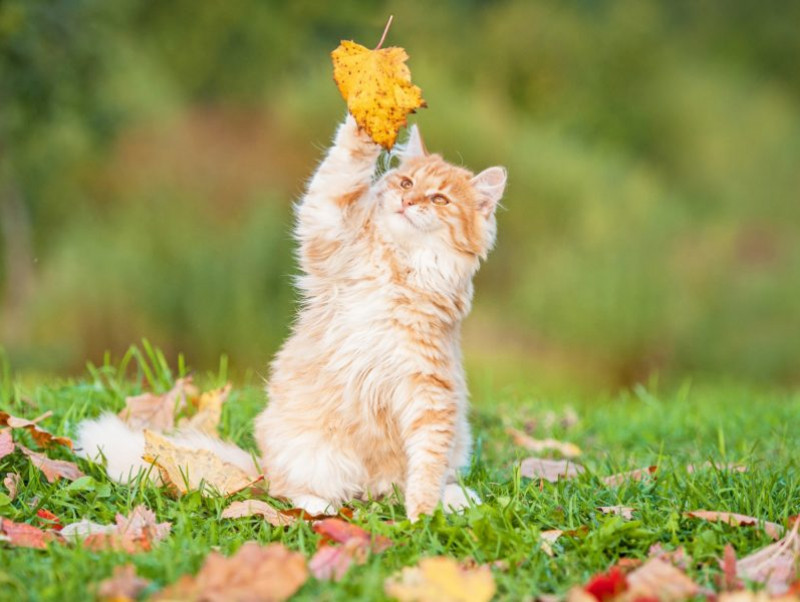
[1,346,799,601]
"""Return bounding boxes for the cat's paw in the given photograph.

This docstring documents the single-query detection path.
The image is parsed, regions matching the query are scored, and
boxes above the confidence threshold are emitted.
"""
[441,483,481,514]
[338,114,381,154]
[292,494,337,516]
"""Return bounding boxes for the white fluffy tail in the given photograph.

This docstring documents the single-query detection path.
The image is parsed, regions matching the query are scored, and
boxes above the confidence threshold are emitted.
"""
[75,413,260,483]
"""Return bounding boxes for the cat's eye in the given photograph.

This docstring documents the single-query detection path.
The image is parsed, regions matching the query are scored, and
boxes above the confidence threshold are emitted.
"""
[430,193,450,206]
[399,177,413,190]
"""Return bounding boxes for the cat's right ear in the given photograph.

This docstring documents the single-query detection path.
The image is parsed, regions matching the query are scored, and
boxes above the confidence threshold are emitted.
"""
[400,124,427,161]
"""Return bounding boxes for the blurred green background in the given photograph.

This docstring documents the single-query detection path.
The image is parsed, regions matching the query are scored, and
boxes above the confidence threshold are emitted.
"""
[1,0,799,390]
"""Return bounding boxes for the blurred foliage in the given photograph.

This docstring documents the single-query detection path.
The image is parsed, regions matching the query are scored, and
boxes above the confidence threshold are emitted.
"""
[1,0,799,389]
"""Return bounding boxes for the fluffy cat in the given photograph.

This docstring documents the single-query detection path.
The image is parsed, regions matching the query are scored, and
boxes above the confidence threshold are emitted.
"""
[255,115,506,520]
[75,115,506,522]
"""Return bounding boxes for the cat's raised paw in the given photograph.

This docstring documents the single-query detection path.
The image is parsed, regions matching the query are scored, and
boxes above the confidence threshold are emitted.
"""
[441,483,481,514]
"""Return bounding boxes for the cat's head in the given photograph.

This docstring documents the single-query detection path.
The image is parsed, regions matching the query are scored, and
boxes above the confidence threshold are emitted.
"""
[375,125,506,261]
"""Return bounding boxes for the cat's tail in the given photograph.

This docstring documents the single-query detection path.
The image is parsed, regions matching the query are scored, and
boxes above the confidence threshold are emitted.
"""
[75,413,260,483]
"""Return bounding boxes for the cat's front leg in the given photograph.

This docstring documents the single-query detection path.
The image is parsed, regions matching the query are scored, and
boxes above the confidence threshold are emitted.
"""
[400,376,458,522]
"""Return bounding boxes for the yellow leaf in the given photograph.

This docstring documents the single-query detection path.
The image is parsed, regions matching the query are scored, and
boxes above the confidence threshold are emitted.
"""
[331,39,426,149]
[384,556,495,602]
[178,383,231,437]
[142,430,258,496]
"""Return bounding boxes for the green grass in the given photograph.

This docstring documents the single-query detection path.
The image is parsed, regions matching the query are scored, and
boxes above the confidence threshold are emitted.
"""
[1,347,799,601]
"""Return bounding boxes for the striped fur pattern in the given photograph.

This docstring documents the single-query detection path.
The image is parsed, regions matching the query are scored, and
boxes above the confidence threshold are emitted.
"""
[256,115,506,520]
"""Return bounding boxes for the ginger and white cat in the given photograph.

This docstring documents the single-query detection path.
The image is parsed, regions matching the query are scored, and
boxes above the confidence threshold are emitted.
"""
[77,115,506,521]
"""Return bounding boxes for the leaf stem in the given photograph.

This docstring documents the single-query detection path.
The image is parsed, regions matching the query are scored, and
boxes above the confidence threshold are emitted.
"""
[375,15,394,50]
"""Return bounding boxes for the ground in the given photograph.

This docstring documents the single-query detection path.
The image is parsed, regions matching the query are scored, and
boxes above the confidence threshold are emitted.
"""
[1,349,798,601]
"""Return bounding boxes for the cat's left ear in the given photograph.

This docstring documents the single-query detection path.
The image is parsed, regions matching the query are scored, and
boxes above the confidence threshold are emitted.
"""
[400,124,427,161]
[472,166,507,218]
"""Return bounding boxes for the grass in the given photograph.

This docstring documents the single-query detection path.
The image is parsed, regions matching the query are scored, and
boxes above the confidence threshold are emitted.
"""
[1,346,799,601]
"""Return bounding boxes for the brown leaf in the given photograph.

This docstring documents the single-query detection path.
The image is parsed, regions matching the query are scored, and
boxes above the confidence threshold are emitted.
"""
[19,445,85,482]
[331,30,426,150]
[539,529,562,556]
[153,541,308,602]
[685,510,784,541]
[221,500,295,527]
[142,430,258,496]
[0,516,57,549]
[310,538,368,581]
[97,565,152,602]
[3,473,20,500]
[80,505,171,553]
[313,518,393,553]
[625,557,700,601]
[520,457,584,482]
[506,427,582,458]
[736,519,800,595]
[0,430,14,460]
[384,556,496,602]
[603,466,658,487]
[119,377,197,432]
[599,506,635,520]
[178,383,231,436]
[647,543,690,570]
[0,410,73,449]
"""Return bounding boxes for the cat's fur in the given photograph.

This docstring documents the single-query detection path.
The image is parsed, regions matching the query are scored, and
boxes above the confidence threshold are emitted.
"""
[75,116,506,521]
[255,116,506,520]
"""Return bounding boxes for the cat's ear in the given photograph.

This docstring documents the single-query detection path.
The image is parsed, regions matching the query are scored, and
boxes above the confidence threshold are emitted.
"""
[472,166,507,218]
[400,124,427,161]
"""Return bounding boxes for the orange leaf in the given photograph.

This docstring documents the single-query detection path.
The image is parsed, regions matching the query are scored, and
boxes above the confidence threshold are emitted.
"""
[0,517,57,549]
[0,410,73,450]
[331,34,426,149]
[19,445,85,482]
[221,500,295,527]
[310,538,368,582]
[0,430,13,460]
[81,505,171,553]
[685,510,784,541]
[152,541,308,602]
[178,383,231,437]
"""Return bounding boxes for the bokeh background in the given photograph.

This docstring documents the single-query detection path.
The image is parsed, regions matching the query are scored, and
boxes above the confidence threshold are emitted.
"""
[1,0,799,391]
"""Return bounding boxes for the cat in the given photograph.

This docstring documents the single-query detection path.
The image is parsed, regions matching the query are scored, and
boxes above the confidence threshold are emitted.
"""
[76,115,506,522]
[254,115,506,520]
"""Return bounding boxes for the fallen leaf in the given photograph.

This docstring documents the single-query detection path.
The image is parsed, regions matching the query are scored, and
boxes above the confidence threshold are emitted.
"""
[603,466,658,487]
[178,383,231,436]
[506,427,582,458]
[19,445,85,482]
[0,410,73,449]
[583,567,628,602]
[539,529,562,556]
[599,506,635,520]
[736,519,800,595]
[221,500,295,527]
[153,541,308,602]
[647,543,690,570]
[384,556,495,602]
[686,461,747,474]
[0,516,57,549]
[313,517,393,553]
[626,557,700,601]
[60,519,117,541]
[119,377,196,432]
[80,505,171,553]
[520,457,585,482]
[97,564,152,602]
[0,430,14,460]
[721,544,740,591]
[3,473,20,500]
[142,429,258,496]
[331,20,426,150]
[310,537,368,581]
[36,508,63,531]
[685,510,784,541]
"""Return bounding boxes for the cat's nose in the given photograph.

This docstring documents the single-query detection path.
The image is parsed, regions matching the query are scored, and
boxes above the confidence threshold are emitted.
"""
[402,196,417,208]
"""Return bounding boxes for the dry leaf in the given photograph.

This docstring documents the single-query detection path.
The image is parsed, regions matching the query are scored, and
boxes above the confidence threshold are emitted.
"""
[153,541,308,602]
[3,473,20,500]
[721,544,740,591]
[178,383,231,436]
[80,505,171,553]
[603,466,658,487]
[0,410,73,449]
[119,377,196,432]
[599,506,635,520]
[142,430,258,496]
[736,519,800,595]
[625,557,700,601]
[309,518,393,581]
[539,529,562,556]
[647,543,690,570]
[331,34,426,149]
[60,519,117,541]
[0,430,14,460]
[313,518,393,553]
[97,564,152,602]
[685,510,784,541]
[384,556,495,602]
[686,462,747,474]
[520,457,584,482]
[36,508,62,531]
[20,445,85,482]
[506,427,582,458]
[0,516,57,549]
[221,500,295,527]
